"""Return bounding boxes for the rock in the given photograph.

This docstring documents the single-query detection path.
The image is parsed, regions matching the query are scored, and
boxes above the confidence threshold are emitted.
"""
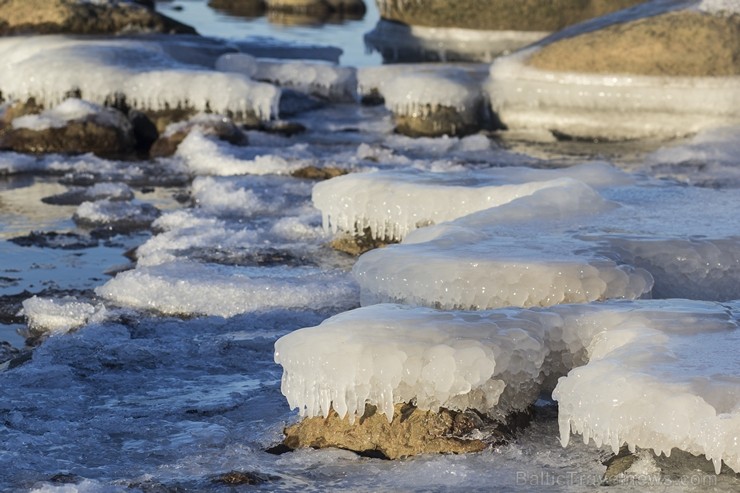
[290,165,347,180]
[211,471,279,486]
[0,99,136,158]
[265,0,365,24]
[394,105,484,138]
[0,99,43,129]
[128,110,160,155]
[528,10,740,77]
[0,0,196,35]
[282,403,487,459]
[149,115,248,158]
[330,227,395,256]
[208,0,267,18]
[375,0,644,31]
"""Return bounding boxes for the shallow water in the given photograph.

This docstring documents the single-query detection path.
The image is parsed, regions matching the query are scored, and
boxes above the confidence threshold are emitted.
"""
[0,2,739,492]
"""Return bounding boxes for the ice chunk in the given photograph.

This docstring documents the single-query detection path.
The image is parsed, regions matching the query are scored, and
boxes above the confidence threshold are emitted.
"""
[96,261,358,317]
[313,162,632,241]
[217,53,358,102]
[382,69,482,119]
[353,180,653,309]
[275,303,553,423]
[554,300,740,474]
[0,36,279,120]
[21,296,107,335]
[73,199,160,231]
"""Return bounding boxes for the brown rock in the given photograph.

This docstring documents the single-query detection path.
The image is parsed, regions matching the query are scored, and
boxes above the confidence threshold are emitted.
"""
[375,0,644,31]
[0,0,196,35]
[208,0,267,18]
[394,104,484,138]
[330,226,395,256]
[290,165,347,180]
[283,403,487,459]
[528,11,740,77]
[0,99,43,129]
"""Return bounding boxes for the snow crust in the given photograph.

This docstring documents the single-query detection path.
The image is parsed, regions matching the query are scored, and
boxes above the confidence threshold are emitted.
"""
[0,36,280,120]
[313,162,632,241]
[21,296,107,335]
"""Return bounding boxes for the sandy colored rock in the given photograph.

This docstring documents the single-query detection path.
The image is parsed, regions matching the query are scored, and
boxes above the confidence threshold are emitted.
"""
[394,104,485,138]
[283,403,487,459]
[290,165,347,180]
[528,11,740,76]
[375,0,644,31]
[330,226,395,256]
[0,0,196,35]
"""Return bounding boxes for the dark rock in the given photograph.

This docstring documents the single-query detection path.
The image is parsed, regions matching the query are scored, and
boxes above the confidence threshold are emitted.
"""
[128,110,160,154]
[258,119,307,136]
[208,0,267,18]
[9,231,98,250]
[211,470,279,486]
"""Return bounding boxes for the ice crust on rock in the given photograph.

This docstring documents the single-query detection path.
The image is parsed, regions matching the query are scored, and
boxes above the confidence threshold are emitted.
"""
[21,296,107,335]
[487,47,740,140]
[554,300,740,474]
[0,36,280,120]
[11,98,125,131]
[96,261,358,317]
[276,298,739,473]
[217,53,358,102]
[313,162,632,241]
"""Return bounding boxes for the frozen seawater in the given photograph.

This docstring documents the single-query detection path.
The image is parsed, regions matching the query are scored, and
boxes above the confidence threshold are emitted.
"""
[313,162,632,241]
[21,296,107,335]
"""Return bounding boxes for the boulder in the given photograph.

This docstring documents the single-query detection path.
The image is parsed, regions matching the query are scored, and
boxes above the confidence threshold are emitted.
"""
[528,10,740,76]
[374,0,645,31]
[208,0,267,18]
[265,0,365,24]
[0,0,196,35]
[282,403,487,459]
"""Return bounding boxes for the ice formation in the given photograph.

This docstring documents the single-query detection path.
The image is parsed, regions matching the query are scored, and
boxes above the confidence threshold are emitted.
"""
[96,261,358,317]
[381,69,482,119]
[698,0,740,14]
[364,18,547,63]
[73,199,160,230]
[21,296,107,335]
[0,36,280,120]
[217,53,358,102]
[554,300,740,474]
[486,15,740,140]
[313,162,632,241]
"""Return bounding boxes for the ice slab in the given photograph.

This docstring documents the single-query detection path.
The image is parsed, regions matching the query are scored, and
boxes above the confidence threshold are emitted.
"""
[96,261,358,317]
[21,296,107,335]
[353,179,653,309]
[313,162,632,241]
[554,300,740,474]
[0,36,279,120]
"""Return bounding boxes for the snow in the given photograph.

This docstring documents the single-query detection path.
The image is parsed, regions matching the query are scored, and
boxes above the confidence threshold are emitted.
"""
[96,261,358,317]
[0,36,280,120]
[699,0,740,14]
[313,162,632,241]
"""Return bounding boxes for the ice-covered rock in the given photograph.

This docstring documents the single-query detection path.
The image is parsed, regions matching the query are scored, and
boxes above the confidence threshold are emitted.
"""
[0,36,280,122]
[554,299,740,474]
[0,99,136,158]
[276,299,739,468]
[21,296,107,335]
[0,0,195,35]
[217,53,358,102]
[488,4,740,140]
[149,113,248,158]
[382,69,485,137]
[96,261,358,317]
[313,162,632,242]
